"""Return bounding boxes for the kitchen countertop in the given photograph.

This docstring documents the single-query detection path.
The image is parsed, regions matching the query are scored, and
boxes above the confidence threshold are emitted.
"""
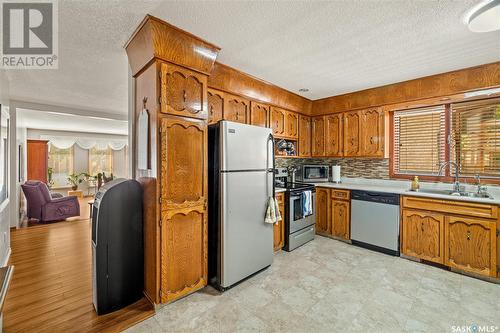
[310,178,500,205]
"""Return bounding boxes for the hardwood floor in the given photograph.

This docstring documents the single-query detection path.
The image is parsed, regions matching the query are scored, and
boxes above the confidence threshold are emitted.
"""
[4,219,154,333]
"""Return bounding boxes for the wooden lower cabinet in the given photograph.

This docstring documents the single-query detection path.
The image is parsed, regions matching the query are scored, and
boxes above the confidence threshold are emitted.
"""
[160,206,207,302]
[316,188,330,235]
[274,192,285,251]
[445,216,497,277]
[401,209,445,264]
[331,199,350,240]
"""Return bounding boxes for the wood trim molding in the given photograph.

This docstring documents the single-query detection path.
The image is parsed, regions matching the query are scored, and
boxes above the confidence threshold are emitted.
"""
[208,62,312,115]
[312,62,500,115]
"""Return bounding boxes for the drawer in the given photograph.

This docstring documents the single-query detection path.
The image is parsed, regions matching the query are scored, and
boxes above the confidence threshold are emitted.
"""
[288,225,315,251]
[331,189,350,201]
[402,196,498,220]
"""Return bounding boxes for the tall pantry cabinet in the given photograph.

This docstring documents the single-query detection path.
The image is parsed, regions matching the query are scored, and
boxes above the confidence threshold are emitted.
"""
[125,15,220,304]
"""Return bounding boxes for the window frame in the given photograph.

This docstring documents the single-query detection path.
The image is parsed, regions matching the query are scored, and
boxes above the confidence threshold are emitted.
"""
[389,97,500,185]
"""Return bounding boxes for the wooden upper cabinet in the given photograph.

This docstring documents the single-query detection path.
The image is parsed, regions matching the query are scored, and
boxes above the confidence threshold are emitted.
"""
[343,111,361,157]
[402,209,444,264]
[361,108,384,157]
[224,93,249,124]
[445,216,496,277]
[271,107,286,137]
[207,89,224,125]
[312,116,325,157]
[331,199,350,240]
[160,115,207,210]
[325,114,343,157]
[160,63,208,120]
[285,111,298,139]
[315,187,330,235]
[250,101,270,128]
[298,115,311,157]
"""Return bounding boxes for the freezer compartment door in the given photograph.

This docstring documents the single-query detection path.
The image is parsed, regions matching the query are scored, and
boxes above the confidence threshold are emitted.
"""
[221,171,274,288]
[220,121,273,171]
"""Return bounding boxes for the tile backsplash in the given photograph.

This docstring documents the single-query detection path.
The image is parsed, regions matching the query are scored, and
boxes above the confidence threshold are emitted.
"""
[275,157,390,180]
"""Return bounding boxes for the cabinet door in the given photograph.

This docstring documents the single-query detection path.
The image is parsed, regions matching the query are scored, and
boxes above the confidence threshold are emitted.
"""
[445,216,496,277]
[274,193,285,251]
[159,115,208,302]
[402,209,444,264]
[298,115,311,157]
[208,89,224,125]
[361,108,384,157]
[343,111,361,157]
[331,199,350,240]
[312,116,325,157]
[27,140,49,183]
[325,114,343,157]
[224,94,249,124]
[160,206,207,302]
[271,107,286,137]
[285,111,298,139]
[250,101,270,127]
[160,63,207,120]
[316,188,330,235]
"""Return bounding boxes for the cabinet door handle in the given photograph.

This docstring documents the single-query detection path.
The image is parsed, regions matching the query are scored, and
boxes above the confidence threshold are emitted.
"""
[209,106,213,116]
[183,90,187,102]
[421,223,424,232]
[466,230,471,240]
[370,137,375,144]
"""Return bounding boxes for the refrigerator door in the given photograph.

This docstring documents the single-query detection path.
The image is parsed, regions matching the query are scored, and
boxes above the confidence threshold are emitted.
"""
[220,121,273,171]
[220,170,274,288]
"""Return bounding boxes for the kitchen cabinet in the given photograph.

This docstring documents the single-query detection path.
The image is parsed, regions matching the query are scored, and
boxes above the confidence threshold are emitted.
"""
[271,107,286,137]
[343,111,361,157]
[208,89,224,125]
[360,108,384,157]
[285,111,299,139]
[331,190,350,240]
[316,187,330,235]
[325,114,343,157]
[312,116,325,157]
[160,115,208,302]
[250,101,270,127]
[401,209,444,264]
[298,115,311,157]
[274,192,285,251]
[445,216,496,277]
[160,63,208,120]
[224,93,250,124]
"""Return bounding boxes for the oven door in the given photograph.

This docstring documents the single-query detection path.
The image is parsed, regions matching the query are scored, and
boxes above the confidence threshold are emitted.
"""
[289,193,316,234]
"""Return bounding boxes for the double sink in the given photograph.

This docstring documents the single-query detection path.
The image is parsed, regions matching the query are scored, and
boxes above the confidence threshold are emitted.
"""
[407,188,493,199]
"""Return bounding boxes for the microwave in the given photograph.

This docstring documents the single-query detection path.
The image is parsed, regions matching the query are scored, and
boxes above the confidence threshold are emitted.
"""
[297,165,329,183]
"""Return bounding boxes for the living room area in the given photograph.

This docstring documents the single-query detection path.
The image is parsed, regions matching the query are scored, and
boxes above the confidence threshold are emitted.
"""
[16,107,129,228]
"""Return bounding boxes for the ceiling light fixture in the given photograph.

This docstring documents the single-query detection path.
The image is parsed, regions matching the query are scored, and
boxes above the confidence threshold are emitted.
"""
[463,0,500,32]
[299,88,309,93]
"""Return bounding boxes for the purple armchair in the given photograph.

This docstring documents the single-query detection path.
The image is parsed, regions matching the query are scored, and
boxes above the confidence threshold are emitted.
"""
[21,180,80,222]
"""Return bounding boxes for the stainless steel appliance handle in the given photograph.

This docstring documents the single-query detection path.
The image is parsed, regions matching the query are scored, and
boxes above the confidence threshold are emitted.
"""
[266,133,275,198]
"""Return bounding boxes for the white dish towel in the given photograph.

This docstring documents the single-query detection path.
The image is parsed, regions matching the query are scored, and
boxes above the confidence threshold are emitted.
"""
[265,196,282,224]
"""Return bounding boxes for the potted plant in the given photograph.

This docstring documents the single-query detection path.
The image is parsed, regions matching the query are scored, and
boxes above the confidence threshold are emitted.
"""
[47,167,55,189]
[67,173,89,191]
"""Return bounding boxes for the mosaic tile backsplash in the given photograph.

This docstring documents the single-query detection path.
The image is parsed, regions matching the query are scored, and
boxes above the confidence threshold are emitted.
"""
[275,157,390,180]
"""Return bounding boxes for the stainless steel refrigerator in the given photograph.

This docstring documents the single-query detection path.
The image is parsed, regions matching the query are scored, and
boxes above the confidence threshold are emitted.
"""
[208,120,274,291]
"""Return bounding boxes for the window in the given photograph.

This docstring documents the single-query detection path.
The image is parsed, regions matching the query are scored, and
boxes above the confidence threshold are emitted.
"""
[48,145,74,187]
[89,147,113,176]
[391,97,500,181]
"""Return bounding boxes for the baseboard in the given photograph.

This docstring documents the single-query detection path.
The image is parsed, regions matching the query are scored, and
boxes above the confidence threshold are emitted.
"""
[1,247,11,267]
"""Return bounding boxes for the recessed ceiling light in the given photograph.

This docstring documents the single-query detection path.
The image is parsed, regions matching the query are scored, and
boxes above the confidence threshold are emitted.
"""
[463,0,500,32]
[299,88,309,92]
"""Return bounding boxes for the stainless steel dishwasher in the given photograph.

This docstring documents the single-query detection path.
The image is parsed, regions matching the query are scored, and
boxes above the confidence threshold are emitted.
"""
[350,190,400,256]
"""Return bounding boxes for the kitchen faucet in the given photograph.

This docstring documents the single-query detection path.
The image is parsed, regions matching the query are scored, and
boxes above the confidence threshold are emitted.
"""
[438,161,461,193]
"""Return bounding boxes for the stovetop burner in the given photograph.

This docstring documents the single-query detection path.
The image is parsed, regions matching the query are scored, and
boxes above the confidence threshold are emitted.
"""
[276,182,315,191]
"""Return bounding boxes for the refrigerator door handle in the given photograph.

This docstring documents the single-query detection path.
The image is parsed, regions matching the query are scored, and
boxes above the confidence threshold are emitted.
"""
[266,133,275,198]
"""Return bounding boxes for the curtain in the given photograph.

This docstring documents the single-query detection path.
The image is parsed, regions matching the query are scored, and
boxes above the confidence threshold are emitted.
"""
[41,135,128,151]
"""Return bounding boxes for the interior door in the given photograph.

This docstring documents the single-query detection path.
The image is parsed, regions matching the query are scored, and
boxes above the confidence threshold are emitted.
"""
[221,171,274,287]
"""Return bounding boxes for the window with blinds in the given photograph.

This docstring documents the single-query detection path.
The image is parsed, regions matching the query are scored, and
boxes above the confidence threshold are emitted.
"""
[451,98,500,178]
[393,106,447,175]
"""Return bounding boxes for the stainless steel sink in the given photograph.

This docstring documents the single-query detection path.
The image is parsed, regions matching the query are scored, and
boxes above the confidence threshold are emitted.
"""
[407,188,493,199]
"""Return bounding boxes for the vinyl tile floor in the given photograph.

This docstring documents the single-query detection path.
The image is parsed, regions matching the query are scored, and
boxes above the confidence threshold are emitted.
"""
[125,236,500,333]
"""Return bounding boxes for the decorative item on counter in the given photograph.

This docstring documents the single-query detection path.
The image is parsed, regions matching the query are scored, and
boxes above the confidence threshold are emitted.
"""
[410,176,420,191]
[332,165,341,183]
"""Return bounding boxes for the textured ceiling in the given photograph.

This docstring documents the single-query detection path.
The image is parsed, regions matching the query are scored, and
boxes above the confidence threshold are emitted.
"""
[6,0,500,115]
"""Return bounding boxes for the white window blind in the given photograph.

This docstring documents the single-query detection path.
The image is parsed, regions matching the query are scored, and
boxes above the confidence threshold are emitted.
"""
[451,98,500,178]
[393,106,446,175]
